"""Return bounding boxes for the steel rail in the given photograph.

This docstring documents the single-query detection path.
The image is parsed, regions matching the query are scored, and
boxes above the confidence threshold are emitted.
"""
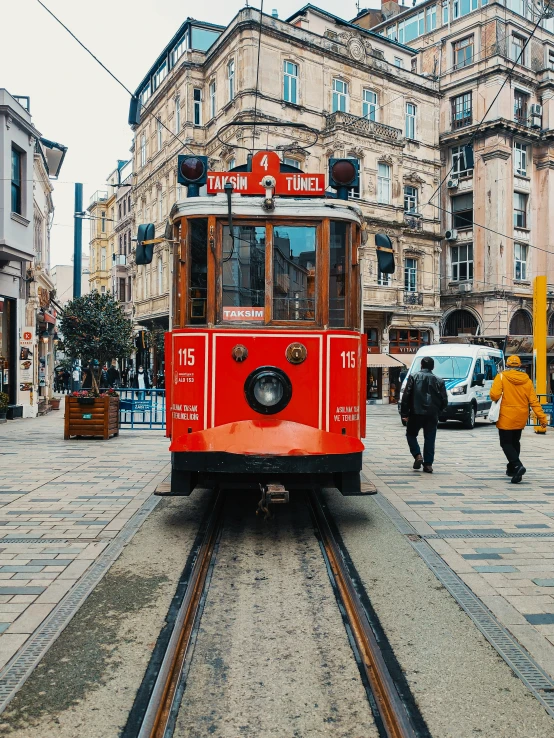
[308,490,418,738]
[137,491,224,738]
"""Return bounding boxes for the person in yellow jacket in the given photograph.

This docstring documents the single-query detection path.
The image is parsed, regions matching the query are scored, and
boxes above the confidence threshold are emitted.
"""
[490,355,548,484]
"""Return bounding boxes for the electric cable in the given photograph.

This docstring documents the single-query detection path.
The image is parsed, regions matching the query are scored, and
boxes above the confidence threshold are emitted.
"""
[251,0,265,151]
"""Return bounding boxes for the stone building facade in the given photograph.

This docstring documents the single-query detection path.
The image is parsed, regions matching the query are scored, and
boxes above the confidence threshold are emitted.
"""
[129,5,444,401]
[367,0,554,370]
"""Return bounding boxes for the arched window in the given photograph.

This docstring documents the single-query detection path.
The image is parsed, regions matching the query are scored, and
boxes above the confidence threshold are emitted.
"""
[510,309,532,335]
[443,309,479,336]
[158,257,163,294]
[549,313,554,336]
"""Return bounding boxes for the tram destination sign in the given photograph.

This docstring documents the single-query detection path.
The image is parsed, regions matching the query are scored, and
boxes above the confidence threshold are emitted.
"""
[207,151,325,197]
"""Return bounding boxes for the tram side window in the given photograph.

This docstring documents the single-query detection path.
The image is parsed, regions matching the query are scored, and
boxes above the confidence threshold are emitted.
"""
[273,226,316,321]
[329,221,347,326]
[222,226,266,321]
[189,219,208,325]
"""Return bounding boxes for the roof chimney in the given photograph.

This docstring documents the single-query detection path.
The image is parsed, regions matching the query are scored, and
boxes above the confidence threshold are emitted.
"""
[272,8,278,18]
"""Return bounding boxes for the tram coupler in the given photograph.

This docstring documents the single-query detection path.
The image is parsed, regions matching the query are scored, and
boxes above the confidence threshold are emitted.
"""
[257,483,289,519]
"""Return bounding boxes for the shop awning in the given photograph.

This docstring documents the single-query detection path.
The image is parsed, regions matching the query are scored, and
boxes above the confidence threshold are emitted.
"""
[367,354,406,368]
[42,313,56,325]
[390,353,416,367]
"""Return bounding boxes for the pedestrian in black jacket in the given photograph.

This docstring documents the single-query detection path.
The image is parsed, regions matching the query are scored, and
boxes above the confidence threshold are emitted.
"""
[400,356,448,473]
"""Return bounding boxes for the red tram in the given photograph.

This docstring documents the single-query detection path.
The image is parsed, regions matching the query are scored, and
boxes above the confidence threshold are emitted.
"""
[138,151,371,501]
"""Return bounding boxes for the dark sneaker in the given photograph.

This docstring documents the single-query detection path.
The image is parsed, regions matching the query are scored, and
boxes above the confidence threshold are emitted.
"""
[511,466,526,484]
[413,454,423,470]
[506,466,517,477]
[423,464,433,473]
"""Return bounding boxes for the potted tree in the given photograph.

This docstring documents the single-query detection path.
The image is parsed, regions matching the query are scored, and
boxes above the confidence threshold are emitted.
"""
[60,291,133,439]
[0,392,8,424]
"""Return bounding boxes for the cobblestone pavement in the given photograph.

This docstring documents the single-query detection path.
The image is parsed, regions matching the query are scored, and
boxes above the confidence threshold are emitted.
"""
[364,405,554,680]
[0,400,169,678]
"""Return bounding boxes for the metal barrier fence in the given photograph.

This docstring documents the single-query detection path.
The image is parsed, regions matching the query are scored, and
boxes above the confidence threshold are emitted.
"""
[118,388,166,430]
[527,394,553,427]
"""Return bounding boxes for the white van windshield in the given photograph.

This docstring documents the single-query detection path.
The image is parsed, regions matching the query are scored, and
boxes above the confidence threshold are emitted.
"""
[411,356,472,380]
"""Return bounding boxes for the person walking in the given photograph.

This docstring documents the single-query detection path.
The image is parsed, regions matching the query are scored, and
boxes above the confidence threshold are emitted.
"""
[107,360,120,388]
[490,355,548,484]
[133,365,150,400]
[400,356,448,474]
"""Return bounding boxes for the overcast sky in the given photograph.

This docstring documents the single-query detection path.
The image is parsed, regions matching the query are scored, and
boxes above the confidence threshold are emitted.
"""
[1,0,377,266]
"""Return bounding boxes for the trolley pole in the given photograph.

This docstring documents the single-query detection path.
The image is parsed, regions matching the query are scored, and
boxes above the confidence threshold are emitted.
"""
[73,183,83,299]
[533,275,547,431]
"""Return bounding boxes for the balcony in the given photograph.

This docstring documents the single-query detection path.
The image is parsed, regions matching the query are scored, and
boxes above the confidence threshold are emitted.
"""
[325,112,403,143]
[403,291,423,305]
[89,190,108,207]
[404,214,422,230]
[112,254,127,266]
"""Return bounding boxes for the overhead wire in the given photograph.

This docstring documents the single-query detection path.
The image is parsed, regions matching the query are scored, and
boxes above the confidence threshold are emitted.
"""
[35,0,194,155]
[251,0,265,152]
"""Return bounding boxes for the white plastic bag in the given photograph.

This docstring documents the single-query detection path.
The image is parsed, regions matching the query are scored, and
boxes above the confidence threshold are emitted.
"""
[488,373,503,423]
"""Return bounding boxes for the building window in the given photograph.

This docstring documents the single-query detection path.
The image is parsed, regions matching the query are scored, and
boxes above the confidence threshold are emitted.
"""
[11,147,22,215]
[128,276,132,302]
[451,92,472,129]
[347,158,361,199]
[363,89,377,121]
[514,91,529,124]
[514,192,528,228]
[228,59,235,101]
[193,88,202,126]
[426,4,436,30]
[158,194,163,223]
[284,157,301,169]
[451,145,473,178]
[101,247,106,271]
[404,185,418,213]
[283,61,298,104]
[158,257,163,294]
[101,211,106,232]
[152,61,167,91]
[514,243,528,280]
[510,33,526,65]
[119,277,126,302]
[452,193,473,229]
[549,49,554,69]
[332,78,348,112]
[101,286,106,294]
[387,25,397,41]
[378,271,392,286]
[377,163,391,204]
[404,258,417,292]
[453,0,478,19]
[390,328,430,349]
[443,0,449,24]
[228,158,236,170]
[394,57,403,67]
[514,141,528,176]
[171,35,188,66]
[405,102,416,139]
[175,96,181,133]
[140,134,146,167]
[453,36,473,69]
[209,80,216,119]
[451,243,473,281]
[157,119,163,151]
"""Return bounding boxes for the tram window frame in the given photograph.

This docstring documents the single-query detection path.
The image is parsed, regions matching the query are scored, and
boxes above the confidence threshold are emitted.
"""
[271,222,320,324]
[186,217,209,326]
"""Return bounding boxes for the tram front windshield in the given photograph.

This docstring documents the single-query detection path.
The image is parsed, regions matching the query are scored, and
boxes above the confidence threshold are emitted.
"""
[411,355,472,380]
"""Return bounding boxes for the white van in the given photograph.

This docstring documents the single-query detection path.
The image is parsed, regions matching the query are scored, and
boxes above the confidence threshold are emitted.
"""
[398,342,504,429]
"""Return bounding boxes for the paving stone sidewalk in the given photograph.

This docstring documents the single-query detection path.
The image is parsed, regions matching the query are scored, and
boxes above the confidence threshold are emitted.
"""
[364,405,554,679]
[0,400,169,672]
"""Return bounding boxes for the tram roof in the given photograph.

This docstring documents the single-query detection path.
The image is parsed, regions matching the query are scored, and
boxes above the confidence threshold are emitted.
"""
[170,195,364,224]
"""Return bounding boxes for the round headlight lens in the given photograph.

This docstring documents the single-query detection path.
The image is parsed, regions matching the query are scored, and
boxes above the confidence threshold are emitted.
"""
[253,374,284,407]
[244,366,292,415]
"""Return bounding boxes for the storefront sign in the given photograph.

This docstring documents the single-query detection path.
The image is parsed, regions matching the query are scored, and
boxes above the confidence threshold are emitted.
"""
[19,327,35,390]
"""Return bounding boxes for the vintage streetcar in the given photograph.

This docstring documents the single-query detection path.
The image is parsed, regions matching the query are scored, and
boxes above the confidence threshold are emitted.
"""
[136,150,394,505]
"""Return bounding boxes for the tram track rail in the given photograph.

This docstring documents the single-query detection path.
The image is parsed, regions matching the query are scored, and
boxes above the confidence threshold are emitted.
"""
[126,489,425,738]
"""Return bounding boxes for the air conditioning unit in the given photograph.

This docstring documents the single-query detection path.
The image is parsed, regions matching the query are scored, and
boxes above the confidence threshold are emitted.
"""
[530,103,542,116]
[458,282,472,292]
[445,229,458,241]
[447,178,459,189]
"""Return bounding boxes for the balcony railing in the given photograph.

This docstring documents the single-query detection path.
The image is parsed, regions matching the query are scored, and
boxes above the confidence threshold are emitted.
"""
[404,291,423,305]
[404,214,423,230]
[89,190,108,207]
[112,254,127,266]
[325,112,403,142]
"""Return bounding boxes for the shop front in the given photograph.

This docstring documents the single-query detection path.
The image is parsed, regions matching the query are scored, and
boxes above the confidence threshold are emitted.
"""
[505,335,554,393]
[0,296,16,406]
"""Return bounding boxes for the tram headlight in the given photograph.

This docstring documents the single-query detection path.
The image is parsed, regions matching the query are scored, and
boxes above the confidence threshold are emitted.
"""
[244,367,292,415]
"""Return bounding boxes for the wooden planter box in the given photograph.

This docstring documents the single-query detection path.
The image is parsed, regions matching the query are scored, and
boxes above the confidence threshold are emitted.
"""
[64,396,120,440]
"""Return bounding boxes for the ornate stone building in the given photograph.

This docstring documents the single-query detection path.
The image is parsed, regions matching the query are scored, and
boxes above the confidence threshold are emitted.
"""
[129,5,444,401]
[367,0,554,375]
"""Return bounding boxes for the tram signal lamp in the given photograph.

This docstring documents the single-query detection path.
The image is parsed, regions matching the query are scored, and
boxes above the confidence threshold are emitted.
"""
[328,158,359,200]
[177,155,208,197]
[375,233,395,274]
[136,223,155,265]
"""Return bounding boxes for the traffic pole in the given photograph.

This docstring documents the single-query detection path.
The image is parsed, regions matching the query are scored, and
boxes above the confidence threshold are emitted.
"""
[73,183,83,298]
[533,275,547,432]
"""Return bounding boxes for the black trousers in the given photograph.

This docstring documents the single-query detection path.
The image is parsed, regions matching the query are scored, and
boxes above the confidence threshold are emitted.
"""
[498,428,523,469]
[406,414,438,465]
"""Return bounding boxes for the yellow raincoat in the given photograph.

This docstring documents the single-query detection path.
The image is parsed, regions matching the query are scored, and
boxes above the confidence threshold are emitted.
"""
[490,370,548,430]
